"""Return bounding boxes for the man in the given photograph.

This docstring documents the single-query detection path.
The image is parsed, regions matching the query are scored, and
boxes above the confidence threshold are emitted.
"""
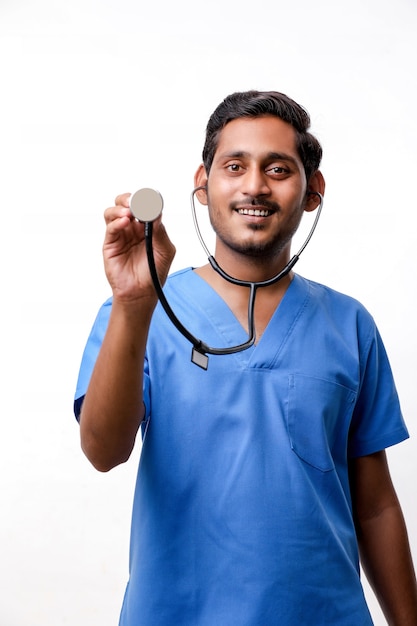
[74,91,417,624]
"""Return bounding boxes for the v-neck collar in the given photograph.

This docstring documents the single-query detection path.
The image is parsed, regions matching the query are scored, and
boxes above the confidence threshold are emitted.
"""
[174,270,310,370]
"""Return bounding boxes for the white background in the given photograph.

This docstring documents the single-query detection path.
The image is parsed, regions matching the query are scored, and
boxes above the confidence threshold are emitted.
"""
[1,1,416,624]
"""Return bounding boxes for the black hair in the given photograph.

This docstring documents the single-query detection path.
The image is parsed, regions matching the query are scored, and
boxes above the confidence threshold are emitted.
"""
[202,90,322,181]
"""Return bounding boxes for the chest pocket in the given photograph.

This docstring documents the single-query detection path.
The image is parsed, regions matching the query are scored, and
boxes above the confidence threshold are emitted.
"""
[286,373,357,472]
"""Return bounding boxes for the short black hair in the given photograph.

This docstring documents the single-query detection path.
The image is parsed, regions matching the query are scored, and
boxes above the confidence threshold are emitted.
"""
[202,90,322,182]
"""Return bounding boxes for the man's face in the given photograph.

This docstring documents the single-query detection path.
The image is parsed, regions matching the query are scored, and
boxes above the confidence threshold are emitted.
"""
[202,115,310,262]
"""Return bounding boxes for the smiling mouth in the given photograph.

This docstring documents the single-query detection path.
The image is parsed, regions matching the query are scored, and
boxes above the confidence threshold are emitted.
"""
[236,208,273,217]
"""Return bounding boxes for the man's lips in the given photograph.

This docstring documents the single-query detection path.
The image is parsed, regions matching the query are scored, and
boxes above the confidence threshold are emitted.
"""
[232,199,279,218]
[235,207,274,217]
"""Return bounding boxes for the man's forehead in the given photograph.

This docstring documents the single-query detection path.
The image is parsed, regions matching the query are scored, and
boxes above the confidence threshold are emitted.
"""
[214,115,299,159]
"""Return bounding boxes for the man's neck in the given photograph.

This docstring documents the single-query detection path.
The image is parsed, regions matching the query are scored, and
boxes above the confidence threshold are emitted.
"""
[194,261,293,343]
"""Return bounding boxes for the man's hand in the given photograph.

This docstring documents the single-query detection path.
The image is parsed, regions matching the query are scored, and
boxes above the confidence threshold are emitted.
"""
[103,192,176,303]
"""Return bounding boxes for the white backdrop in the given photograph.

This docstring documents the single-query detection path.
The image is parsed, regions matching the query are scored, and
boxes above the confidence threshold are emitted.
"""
[1,1,416,624]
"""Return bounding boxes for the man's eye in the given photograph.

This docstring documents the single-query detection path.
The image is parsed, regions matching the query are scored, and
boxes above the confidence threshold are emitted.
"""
[266,166,288,175]
[227,163,241,172]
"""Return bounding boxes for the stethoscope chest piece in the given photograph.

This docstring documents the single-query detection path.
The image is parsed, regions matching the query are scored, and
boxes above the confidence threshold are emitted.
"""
[130,188,163,222]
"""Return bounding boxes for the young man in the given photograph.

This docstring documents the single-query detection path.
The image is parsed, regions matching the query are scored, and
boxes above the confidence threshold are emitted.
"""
[74,91,417,624]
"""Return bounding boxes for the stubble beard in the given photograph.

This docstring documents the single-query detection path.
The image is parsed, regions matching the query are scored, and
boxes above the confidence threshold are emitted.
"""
[211,215,301,262]
[207,191,306,261]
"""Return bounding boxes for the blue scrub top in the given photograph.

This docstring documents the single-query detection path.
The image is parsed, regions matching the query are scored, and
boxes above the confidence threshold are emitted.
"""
[75,271,409,625]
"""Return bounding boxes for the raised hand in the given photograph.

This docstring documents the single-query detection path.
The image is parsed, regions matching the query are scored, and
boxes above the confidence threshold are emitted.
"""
[103,192,176,304]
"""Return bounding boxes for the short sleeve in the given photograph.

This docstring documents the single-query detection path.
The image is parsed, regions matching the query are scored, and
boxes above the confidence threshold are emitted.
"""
[73,298,112,421]
[348,323,409,457]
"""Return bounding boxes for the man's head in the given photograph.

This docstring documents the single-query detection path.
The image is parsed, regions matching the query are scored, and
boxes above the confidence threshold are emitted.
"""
[202,90,322,183]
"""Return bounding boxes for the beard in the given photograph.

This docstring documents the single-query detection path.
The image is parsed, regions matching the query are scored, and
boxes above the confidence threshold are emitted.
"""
[215,225,297,259]
[209,203,303,261]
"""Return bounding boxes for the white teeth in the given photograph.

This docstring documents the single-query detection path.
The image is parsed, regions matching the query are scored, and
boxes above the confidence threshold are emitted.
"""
[238,208,270,217]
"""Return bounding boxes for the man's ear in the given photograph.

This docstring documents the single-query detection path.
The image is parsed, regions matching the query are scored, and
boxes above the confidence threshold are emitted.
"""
[194,164,208,206]
[305,170,326,213]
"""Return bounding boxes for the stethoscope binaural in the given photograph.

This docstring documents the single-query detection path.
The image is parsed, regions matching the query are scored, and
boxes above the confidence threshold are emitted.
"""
[129,187,323,370]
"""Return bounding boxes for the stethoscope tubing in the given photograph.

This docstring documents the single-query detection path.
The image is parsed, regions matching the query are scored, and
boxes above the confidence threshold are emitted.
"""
[145,221,257,356]
[143,190,323,366]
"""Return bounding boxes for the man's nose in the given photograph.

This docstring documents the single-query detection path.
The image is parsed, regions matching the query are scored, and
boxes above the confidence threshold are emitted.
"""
[241,168,271,197]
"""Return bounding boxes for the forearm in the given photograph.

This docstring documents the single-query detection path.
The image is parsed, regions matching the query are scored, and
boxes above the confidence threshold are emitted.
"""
[357,502,417,625]
[80,297,156,471]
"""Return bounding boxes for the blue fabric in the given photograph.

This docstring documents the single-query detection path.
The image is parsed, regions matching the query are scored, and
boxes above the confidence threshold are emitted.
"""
[75,271,409,625]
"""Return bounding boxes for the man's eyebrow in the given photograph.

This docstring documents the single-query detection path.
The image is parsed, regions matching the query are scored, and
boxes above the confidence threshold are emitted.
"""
[219,150,299,164]
[266,152,298,164]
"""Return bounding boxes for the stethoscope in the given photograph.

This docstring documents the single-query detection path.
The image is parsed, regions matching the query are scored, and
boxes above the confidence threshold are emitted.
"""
[130,187,323,370]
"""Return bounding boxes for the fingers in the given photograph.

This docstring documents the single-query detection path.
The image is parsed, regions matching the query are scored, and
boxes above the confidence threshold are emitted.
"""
[103,201,143,246]
[105,193,132,230]
[104,203,131,229]
[103,193,174,255]
[150,217,176,264]
[114,192,131,208]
